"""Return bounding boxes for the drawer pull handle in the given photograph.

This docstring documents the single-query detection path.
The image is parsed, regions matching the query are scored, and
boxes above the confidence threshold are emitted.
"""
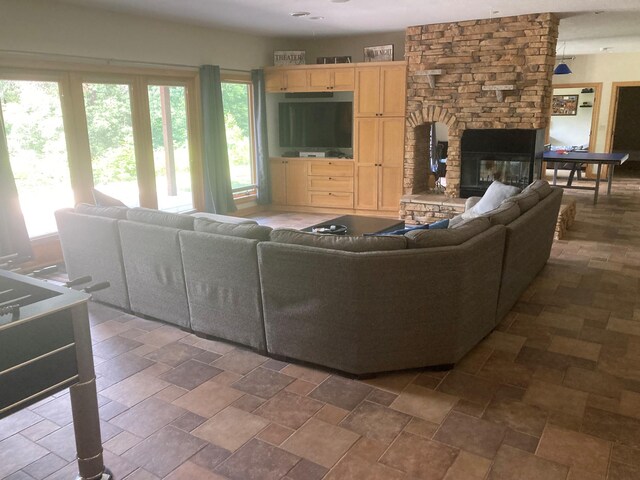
[329,177,332,180]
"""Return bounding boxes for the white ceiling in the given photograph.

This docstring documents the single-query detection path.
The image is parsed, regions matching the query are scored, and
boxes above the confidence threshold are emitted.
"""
[56,0,640,55]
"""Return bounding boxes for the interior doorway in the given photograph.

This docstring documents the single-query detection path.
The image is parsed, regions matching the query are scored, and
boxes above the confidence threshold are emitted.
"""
[607,83,640,175]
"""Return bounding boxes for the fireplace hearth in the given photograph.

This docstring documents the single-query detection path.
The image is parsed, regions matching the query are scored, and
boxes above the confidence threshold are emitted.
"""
[460,129,545,198]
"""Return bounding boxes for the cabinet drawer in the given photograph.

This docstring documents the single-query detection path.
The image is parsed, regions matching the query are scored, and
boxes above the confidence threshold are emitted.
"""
[308,192,354,208]
[308,176,353,192]
[308,161,353,177]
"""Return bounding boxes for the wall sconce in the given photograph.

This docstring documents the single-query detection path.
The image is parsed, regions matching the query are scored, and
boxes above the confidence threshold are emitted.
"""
[482,84,515,102]
[415,69,443,88]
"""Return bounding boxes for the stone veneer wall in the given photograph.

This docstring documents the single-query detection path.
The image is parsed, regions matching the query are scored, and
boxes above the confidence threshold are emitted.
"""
[404,13,559,197]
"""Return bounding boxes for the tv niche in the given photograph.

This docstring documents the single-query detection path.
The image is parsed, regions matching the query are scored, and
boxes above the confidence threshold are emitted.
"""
[279,101,353,150]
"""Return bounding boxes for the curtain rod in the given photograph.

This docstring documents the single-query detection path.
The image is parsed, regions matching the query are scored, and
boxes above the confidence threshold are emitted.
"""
[0,49,251,73]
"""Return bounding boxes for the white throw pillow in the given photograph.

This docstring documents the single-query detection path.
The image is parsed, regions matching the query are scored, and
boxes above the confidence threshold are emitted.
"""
[459,181,521,222]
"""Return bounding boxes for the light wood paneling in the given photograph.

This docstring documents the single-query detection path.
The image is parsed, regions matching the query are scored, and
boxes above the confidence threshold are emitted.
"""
[307,176,353,192]
[332,68,355,91]
[308,160,353,177]
[354,67,381,116]
[269,159,287,205]
[286,160,309,206]
[308,191,353,208]
[380,64,407,116]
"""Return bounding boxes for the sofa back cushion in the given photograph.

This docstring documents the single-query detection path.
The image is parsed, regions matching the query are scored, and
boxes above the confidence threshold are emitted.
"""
[194,217,272,241]
[127,207,194,230]
[406,217,491,248]
[506,190,539,213]
[482,201,521,226]
[523,179,553,200]
[191,212,257,225]
[270,229,407,252]
[75,203,129,219]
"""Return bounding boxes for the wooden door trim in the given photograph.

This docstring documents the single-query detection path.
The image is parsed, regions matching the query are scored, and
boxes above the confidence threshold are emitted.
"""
[549,82,602,152]
[605,81,640,153]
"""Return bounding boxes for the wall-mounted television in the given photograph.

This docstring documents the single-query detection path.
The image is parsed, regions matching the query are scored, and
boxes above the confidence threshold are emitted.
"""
[279,101,352,149]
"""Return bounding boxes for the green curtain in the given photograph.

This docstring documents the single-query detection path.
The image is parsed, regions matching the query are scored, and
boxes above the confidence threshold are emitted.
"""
[199,65,236,214]
[0,104,32,260]
[251,69,271,205]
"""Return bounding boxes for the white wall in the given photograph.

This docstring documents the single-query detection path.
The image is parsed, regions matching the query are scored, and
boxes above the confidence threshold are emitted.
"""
[286,31,406,65]
[549,87,595,148]
[0,0,287,70]
[553,52,640,151]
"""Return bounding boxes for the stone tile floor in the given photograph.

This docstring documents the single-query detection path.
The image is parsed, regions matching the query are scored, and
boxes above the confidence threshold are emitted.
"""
[1,176,640,479]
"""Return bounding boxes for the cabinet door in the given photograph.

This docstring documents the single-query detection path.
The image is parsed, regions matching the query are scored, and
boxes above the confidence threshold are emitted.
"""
[378,166,403,211]
[354,67,381,116]
[265,71,284,92]
[332,68,355,91]
[307,69,331,91]
[269,159,287,204]
[379,117,405,168]
[355,165,378,210]
[284,69,308,91]
[380,64,406,116]
[285,161,308,206]
[354,118,379,164]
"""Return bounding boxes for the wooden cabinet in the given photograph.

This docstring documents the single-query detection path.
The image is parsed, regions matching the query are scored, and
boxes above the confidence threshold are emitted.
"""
[269,158,308,206]
[266,66,355,93]
[354,117,404,211]
[307,160,354,208]
[265,69,309,92]
[355,63,406,117]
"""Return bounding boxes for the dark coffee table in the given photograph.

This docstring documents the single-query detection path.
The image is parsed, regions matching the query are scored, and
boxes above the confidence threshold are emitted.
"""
[302,215,404,236]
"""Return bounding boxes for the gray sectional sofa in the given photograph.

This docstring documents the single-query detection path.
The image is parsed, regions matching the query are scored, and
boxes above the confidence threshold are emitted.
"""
[55,180,562,375]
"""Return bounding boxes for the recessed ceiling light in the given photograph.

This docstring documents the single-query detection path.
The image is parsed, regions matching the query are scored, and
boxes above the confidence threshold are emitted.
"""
[290,11,310,17]
[309,16,325,20]
[600,47,613,52]
[594,11,604,14]
[492,10,500,14]
[330,0,350,3]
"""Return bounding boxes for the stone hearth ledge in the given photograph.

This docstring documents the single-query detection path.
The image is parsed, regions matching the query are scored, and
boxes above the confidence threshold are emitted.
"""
[400,193,466,225]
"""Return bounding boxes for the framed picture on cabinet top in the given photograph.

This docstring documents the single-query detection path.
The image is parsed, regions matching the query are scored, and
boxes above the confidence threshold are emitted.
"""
[274,51,306,66]
[363,44,394,62]
[552,95,579,116]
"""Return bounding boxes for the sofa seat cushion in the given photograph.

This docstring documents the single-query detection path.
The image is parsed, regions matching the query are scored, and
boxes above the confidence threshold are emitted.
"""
[191,212,257,225]
[75,203,129,219]
[406,217,491,248]
[482,201,521,226]
[506,190,539,213]
[194,218,272,241]
[523,179,553,200]
[127,207,194,230]
[270,228,407,252]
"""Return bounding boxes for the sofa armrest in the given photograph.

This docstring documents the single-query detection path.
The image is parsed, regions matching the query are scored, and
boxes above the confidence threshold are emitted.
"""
[465,197,482,211]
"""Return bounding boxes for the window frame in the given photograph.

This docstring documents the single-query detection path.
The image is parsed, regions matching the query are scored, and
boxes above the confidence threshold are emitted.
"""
[220,74,257,200]
[0,58,203,266]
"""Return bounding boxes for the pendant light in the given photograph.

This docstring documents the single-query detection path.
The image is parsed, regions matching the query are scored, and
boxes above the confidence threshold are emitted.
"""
[554,42,572,75]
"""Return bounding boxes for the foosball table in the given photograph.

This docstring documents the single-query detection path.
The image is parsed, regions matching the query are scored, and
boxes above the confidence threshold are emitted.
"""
[0,269,112,480]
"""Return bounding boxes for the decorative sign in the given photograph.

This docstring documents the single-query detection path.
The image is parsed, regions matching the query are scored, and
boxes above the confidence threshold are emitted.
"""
[317,56,352,64]
[363,44,394,62]
[274,50,306,66]
[552,94,579,116]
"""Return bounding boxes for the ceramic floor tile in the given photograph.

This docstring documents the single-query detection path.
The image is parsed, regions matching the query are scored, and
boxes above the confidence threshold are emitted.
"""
[443,451,492,480]
[281,418,360,468]
[380,432,458,480]
[172,380,244,418]
[390,383,458,423]
[340,400,411,444]
[482,396,548,437]
[0,435,49,478]
[308,376,373,411]
[143,343,207,367]
[433,411,506,459]
[537,425,611,477]
[324,454,405,480]
[111,397,186,437]
[211,349,267,375]
[253,390,323,429]
[159,360,223,390]
[232,367,296,399]
[191,406,269,451]
[101,373,170,408]
[122,426,206,478]
[548,336,602,362]
[522,379,588,416]
[487,444,568,480]
[215,439,300,480]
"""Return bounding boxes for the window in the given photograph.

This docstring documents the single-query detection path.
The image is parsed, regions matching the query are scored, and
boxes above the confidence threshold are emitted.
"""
[221,81,256,197]
[84,82,140,206]
[148,85,193,212]
[0,79,74,237]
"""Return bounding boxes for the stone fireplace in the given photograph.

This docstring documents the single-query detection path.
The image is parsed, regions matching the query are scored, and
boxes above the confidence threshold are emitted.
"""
[401,13,559,224]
